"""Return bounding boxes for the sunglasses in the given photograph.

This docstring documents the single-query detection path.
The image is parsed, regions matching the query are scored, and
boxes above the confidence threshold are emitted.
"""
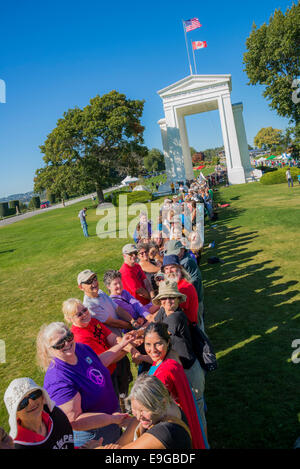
[51,331,74,350]
[82,276,97,285]
[17,389,43,412]
[76,307,88,318]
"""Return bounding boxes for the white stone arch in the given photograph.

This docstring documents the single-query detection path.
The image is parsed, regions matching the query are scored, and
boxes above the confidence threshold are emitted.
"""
[157,75,252,185]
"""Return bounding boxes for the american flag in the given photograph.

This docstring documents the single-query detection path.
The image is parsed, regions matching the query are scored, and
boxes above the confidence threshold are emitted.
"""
[184,18,201,32]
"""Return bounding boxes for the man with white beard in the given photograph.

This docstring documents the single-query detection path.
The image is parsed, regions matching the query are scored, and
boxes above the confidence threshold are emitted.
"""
[161,255,199,327]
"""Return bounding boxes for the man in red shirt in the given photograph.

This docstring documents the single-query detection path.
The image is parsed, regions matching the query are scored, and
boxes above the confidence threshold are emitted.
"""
[161,255,199,324]
[119,244,155,306]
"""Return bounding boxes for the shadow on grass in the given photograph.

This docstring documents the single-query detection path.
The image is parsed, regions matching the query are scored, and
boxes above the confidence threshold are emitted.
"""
[201,206,300,449]
[0,249,15,254]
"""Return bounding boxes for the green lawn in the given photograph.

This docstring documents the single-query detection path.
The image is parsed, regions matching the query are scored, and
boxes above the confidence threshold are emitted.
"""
[0,181,300,448]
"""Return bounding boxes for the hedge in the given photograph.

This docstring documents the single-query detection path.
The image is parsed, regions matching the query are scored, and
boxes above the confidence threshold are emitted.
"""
[260,167,300,185]
[29,196,41,209]
[47,193,56,204]
[257,166,278,173]
[0,202,9,217]
[112,190,153,207]
[9,200,20,210]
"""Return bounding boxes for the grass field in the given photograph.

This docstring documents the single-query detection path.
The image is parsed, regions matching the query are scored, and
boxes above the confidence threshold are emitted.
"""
[0,181,300,448]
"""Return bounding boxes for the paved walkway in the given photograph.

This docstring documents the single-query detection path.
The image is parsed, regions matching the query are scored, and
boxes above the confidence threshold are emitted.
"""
[0,185,123,227]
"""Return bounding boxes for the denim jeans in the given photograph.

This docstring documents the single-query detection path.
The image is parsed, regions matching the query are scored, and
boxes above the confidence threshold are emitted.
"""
[81,221,89,237]
[184,359,206,429]
[197,301,205,332]
[288,178,293,187]
[73,423,121,448]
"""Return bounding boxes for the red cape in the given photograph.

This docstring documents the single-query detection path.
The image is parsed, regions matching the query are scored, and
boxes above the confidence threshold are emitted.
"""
[151,358,206,449]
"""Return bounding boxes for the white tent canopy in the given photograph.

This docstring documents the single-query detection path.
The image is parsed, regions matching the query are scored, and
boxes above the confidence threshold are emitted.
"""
[121,175,139,185]
[132,185,151,192]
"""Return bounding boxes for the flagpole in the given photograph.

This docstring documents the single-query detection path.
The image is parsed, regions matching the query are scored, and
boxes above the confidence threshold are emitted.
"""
[182,20,193,75]
[192,41,198,75]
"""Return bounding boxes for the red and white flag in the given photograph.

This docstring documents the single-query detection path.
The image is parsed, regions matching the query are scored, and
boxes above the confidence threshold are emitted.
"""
[192,41,207,50]
[184,18,201,32]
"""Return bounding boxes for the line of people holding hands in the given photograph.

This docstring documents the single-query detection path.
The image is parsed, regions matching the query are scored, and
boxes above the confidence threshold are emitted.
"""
[2,181,215,450]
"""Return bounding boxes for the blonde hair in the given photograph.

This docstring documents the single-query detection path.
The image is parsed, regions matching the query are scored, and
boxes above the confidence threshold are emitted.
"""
[128,374,173,420]
[36,322,69,371]
[62,298,83,323]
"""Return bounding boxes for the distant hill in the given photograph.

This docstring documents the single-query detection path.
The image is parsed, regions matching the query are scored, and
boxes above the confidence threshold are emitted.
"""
[0,191,37,204]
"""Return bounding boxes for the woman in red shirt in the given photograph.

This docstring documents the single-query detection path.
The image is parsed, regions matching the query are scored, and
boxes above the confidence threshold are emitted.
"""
[62,298,136,376]
[144,322,209,449]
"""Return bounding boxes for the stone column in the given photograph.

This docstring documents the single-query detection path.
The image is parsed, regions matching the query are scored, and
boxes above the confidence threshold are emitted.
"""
[158,118,173,181]
[232,103,252,177]
[218,93,246,184]
[164,106,186,182]
[177,113,194,181]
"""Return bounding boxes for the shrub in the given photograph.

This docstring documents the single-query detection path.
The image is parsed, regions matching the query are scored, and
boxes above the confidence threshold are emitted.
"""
[260,167,299,185]
[9,200,20,211]
[47,192,56,204]
[104,194,112,203]
[112,190,152,207]
[0,202,9,217]
[29,196,41,209]
[257,165,278,173]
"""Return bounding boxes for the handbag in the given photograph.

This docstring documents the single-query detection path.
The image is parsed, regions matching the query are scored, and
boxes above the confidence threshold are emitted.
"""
[189,323,218,372]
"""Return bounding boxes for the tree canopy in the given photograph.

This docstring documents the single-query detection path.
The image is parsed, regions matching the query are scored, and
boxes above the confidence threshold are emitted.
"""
[143,148,165,173]
[35,91,147,202]
[254,127,283,150]
[243,3,300,124]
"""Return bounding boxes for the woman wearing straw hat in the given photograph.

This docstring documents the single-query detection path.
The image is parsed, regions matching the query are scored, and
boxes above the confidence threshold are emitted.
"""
[3,377,74,449]
[152,280,207,434]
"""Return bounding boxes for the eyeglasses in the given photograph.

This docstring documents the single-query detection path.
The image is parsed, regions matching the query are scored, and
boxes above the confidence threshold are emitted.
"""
[138,251,147,256]
[76,307,88,318]
[82,275,97,285]
[17,389,43,412]
[51,331,74,350]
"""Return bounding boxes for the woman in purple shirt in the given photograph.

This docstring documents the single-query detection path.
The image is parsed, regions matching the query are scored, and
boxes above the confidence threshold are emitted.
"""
[37,322,130,448]
[103,270,155,372]
[103,270,158,327]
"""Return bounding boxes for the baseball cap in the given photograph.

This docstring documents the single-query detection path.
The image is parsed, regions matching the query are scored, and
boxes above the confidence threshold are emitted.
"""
[77,269,96,285]
[165,239,185,255]
[122,244,138,255]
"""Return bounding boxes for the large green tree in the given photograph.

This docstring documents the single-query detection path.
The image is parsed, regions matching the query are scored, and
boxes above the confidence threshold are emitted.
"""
[34,162,95,201]
[37,91,146,202]
[143,148,165,173]
[254,127,283,150]
[243,3,300,124]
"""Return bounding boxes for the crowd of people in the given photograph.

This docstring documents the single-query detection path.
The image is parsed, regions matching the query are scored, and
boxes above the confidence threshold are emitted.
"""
[1,174,221,450]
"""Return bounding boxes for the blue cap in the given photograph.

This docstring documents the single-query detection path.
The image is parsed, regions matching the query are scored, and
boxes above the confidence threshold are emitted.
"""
[162,254,181,268]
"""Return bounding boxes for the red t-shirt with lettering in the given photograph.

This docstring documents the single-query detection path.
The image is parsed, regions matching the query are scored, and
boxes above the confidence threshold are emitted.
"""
[71,318,116,374]
[178,278,199,324]
[119,262,149,305]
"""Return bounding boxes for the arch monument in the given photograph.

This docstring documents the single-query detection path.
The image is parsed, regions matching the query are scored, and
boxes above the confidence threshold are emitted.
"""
[157,74,252,186]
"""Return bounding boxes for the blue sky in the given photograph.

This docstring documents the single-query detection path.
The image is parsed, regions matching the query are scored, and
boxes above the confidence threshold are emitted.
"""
[0,0,295,197]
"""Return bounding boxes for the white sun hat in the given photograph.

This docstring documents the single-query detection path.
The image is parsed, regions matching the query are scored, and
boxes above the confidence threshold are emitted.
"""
[3,377,56,439]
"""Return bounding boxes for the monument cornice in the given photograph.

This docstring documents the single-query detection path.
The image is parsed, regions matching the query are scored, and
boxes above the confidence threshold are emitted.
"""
[157,74,232,99]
